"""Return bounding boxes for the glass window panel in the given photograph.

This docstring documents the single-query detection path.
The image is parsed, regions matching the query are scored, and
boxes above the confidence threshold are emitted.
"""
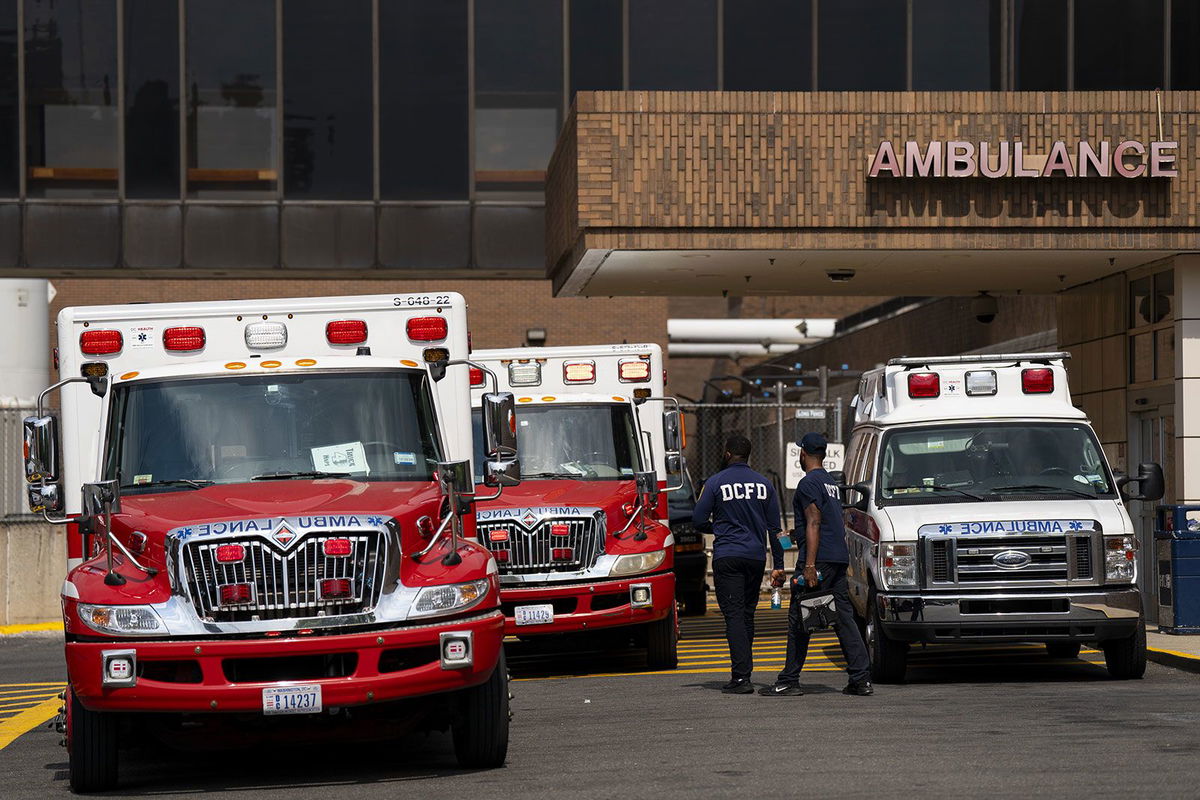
[1075,0,1164,90]
[1130,333,1153,383]
[1129,275,1152,327]
[912,0,1001,90]
[817,0,905,90]
[24,0,117,197]
[724,0,811,90]
[380,0,469,200]
[1155,327,1174,380]
[186,0,276,197]
[570,0,622,95]
[1013,0,1068,90]
[1154,269,1174,322]
[475,0,561,191]
[629,0,717,90]
[1172,0,1200,88]
[125,0,179,199]
[283,0,372,199]
[0,0,17,196]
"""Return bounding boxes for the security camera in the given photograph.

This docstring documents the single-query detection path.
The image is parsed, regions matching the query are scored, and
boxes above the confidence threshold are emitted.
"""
[826,269,856,283]
[973,291,998,324]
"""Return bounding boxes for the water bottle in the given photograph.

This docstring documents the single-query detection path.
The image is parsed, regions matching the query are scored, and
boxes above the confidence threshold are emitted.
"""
[771,586,782,609]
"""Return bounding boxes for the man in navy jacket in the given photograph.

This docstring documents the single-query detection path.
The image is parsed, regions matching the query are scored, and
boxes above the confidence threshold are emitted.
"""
[692,435,785,694]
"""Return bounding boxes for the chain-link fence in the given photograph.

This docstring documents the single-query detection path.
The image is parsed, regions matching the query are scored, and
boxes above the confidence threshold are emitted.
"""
[1,407,33,520]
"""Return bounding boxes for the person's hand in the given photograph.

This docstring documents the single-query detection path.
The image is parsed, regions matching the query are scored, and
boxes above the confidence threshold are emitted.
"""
[770,569,786,587]
[802,564,818,588]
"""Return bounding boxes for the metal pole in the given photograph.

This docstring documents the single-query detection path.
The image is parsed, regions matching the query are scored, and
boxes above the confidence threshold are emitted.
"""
[835,398,844,443]
[775,380,786,528]
[818,365,829,402]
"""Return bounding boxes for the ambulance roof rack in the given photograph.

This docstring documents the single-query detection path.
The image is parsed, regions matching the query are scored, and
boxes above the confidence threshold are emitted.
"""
[887,352,1071,368]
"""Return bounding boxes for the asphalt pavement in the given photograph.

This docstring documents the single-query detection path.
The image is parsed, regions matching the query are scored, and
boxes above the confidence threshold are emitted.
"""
[1,608,1198,799]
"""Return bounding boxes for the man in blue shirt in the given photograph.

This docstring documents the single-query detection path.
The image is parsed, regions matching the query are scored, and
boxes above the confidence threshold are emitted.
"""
[760,432,872,697]
[692,435,784,694]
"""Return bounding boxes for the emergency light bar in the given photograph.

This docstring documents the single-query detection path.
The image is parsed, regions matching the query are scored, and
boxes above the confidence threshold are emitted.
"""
[406,316,448,341]
[907,372,940,398]
[163,326,205,352]
[508,361,541,386]
[245,321,287,349]
[563,361,596,384]
[964,370,997,396]
[618,358,652,382]
[888,352,1070,367]
[1022,368,1055,394]
[80,329,123,356]
[327,319,368,345]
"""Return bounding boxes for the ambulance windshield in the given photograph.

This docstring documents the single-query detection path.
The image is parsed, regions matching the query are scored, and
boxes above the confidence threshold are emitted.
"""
[105,370,442,492]
[495,403,642,481]
[878,422,1115,503]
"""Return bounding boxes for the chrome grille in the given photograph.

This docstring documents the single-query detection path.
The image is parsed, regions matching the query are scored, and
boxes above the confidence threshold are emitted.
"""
[181,532,388,622]
[924,533,1097,587]
[930,539,951,582]
[478,514,605,575]
[1072,536,1093,579]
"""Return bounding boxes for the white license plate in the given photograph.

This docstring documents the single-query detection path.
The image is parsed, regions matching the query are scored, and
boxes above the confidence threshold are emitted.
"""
[514,604,554,626]
[262,684,323,716]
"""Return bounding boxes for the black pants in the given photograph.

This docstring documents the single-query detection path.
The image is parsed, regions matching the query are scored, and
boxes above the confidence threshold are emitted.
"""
[713,556,765,681]
[777,562,871,685]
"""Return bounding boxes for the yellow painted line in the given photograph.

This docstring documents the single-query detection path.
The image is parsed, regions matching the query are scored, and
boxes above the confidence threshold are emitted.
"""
[0,695,58,707]
[0,689,61,698]
[0,683,66,689]
[515,666,846,681]
[0,697,59,750]
[0,622,63,636]
[1149,645,1200,662]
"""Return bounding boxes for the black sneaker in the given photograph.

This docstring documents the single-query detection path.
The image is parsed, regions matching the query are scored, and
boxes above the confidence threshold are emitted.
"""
[842,680,874,696]
[721,678,754,694]
[758,682,804,697]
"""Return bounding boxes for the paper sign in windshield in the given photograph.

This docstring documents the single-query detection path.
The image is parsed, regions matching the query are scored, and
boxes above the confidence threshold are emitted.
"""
[311,442,370,475]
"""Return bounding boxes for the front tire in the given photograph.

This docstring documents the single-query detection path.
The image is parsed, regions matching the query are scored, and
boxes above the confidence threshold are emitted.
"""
[67,688,118,794]
[1045,642,1082,659]
[866,594,907,684]
[646,607,679,669]
[452,652,510,769]
[681,590,707,617]
[1102,622,1147,680]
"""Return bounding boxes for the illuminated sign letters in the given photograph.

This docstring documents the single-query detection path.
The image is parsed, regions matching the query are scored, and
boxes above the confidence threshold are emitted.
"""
[867,140,1178,179]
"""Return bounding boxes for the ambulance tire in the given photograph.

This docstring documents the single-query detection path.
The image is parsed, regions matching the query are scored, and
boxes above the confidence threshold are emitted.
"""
[681,590,707,617]
[68,688,118,794]
[866,595,907,684]
[646,607,679,669]
[452,652,510,769]
[1045,642,1081,659]
[1102,623,1147,680]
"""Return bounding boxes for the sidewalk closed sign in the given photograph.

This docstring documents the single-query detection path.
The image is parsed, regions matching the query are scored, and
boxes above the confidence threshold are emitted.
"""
[785,442,845,489]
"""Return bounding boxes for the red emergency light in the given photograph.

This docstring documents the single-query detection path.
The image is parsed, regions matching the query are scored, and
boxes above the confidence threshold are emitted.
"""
[406,316,448,341]
[907,372,940,398]
[563,361,596,383]
[1021,368,1055,394]
[319,578,352,600]
[618,359,652,382]
[215,544,245,563]
[488,528,510,542]
[326,319,368,345]
[163,326,206,352]
[552,547,575,561]
[219,583,252,605]
[323,538,352,556]
[493,550,510,563]
[550,523,570,537]
[469,367,485,387]
[80,329,123,356]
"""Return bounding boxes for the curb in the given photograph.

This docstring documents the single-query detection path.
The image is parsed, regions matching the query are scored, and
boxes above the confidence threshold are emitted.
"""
[0,621,63,636]
[1147,646,1200,675]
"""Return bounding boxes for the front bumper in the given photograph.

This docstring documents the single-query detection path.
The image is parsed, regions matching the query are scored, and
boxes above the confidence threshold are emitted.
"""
[67,610,504,713]
[500,571,674,636]
[878,587,1142,644]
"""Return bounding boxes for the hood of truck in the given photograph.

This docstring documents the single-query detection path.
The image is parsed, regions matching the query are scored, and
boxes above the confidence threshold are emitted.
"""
[878,497,1132,540]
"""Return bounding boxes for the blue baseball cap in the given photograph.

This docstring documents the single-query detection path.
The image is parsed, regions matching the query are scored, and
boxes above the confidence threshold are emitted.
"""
[798,432,827,453]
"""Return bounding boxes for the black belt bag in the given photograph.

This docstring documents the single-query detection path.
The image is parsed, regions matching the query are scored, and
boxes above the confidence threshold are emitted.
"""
[789,572,837,633]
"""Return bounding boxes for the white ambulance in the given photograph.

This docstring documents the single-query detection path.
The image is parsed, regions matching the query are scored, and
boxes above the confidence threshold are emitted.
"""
[840,353,1163,682]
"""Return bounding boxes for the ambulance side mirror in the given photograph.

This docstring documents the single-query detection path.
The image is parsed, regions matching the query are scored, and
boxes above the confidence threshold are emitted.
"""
[842,481,871,512]
[635,470,659,509]
[1118,462,1164,502]
[481,392,520,488]
[23,415,64,515]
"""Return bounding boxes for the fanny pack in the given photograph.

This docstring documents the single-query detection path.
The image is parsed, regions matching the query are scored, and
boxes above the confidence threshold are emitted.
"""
[789,572,837,633]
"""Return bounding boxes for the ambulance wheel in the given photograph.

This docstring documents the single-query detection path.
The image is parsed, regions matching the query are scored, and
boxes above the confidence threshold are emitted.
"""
[452,652,510,769]
[1102,623,1147,680]
[681,590,707,617]
[646,608,679,669]
[1045,642,1081,659]
[67,688,118,794]
[866,595,907,684]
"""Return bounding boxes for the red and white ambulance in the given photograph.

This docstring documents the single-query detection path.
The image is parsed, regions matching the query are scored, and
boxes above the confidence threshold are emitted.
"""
[468,344,683,669]
[22,293,520,792]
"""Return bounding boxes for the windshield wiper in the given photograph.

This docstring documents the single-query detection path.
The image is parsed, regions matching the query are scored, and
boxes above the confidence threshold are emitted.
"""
[521,471,586,480]
[251,470,356,481]
[120,478,214,490]
[991,483,1096,498]
[886,484,985,501]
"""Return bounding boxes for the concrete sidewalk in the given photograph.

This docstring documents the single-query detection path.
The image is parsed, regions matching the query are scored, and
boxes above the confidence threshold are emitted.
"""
[1147,625,1200,674]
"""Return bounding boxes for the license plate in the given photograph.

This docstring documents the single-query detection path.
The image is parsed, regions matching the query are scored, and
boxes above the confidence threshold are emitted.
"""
[514,604,554,626]
[262,684,322,716]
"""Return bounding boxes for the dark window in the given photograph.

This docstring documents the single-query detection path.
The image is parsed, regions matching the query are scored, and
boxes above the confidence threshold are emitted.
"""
[24,0,117,197]
[380,0,469,200]
[1075,0,1164,89]
[629,0,717,90]
[817,0,905,90]
[185,0,276,196]
[0,0,17,196]
[125,0,179,198]
[570,0,623,95]
[283,0,372,199]
[724,0,812,90]
[1172,0,1200,88]
[912,0,1001,90]
[475,0,561,191]
[1013,0,1068,90]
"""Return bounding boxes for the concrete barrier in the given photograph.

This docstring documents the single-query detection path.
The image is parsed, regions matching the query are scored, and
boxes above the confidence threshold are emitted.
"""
[0,519,65,626]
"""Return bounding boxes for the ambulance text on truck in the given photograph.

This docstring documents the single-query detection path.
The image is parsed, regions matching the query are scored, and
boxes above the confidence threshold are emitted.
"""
[840,353,1164,682]
[21,293,521,793]
[468,344,683,669]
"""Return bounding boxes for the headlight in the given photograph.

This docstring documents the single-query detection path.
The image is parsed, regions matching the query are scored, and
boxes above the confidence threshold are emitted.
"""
[1104,535,1137,582]
[881,543,918,589]
[610,549,667,576]
[77,604,166,636]
[412,579,490,617]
